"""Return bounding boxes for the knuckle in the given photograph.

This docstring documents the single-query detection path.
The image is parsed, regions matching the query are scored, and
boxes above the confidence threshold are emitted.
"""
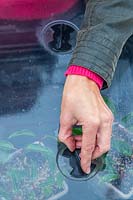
[102,112,114,124]
[110,113,114,122]
[91,119,100,127]
[60,114,71,128]
[86,117,100,127]
[105,117,111,124]
[60,115,66,124]
[60,116,70,128]
[83,144,95,153]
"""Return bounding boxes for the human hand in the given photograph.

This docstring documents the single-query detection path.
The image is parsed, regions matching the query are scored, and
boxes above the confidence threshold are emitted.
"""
[58,75,114,174]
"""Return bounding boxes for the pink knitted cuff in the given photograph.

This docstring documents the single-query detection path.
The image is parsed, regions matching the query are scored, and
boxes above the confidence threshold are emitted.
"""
[65,65,104,89]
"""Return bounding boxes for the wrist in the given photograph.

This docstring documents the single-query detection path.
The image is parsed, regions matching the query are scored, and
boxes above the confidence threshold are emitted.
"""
[65,65,104,90]
[65,75,100,93]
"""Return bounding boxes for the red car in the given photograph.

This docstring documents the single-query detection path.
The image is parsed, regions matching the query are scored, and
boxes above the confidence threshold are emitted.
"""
[0,0,80,20]
[0,0,84,54]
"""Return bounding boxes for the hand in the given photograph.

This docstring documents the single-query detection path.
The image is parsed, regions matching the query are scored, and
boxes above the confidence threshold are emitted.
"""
[58,75,114,174]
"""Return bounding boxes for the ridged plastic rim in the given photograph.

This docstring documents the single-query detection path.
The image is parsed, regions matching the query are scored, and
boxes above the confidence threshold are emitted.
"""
[56,144,104,181]
[41,20,79,55]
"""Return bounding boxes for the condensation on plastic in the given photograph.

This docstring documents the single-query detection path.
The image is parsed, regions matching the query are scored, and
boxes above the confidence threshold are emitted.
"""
[0,1,132,199]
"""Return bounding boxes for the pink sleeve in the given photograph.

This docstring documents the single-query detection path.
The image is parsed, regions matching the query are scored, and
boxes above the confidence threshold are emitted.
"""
[65,65,104,90]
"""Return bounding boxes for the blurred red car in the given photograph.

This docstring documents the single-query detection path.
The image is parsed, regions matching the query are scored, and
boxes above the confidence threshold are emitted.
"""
[0,0,79,20]
[0,0,84,54]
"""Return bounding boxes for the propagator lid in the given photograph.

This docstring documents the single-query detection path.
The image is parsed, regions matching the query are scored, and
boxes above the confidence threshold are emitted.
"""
[56,142,106,181]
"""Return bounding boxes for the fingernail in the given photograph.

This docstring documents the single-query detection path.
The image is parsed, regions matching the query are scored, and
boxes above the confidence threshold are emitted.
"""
[86,168,90,174]
[70,148,74,152]
[69,146,75,152]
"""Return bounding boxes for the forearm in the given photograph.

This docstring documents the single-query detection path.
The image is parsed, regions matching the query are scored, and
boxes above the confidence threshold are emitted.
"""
[68,0,133,89]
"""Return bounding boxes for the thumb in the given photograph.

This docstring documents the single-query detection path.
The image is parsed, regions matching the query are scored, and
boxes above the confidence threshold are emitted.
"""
[58,123,76,152]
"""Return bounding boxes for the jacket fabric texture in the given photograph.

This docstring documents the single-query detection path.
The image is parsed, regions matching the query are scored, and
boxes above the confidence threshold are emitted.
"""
[68,0,133,89]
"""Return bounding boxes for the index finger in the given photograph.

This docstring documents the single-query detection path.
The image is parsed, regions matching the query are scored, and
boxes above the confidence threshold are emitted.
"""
[58,121,76,152]
[80,123,98,174]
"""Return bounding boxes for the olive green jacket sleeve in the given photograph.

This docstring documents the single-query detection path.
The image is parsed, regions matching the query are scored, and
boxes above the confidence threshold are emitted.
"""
[69,0,133,88]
